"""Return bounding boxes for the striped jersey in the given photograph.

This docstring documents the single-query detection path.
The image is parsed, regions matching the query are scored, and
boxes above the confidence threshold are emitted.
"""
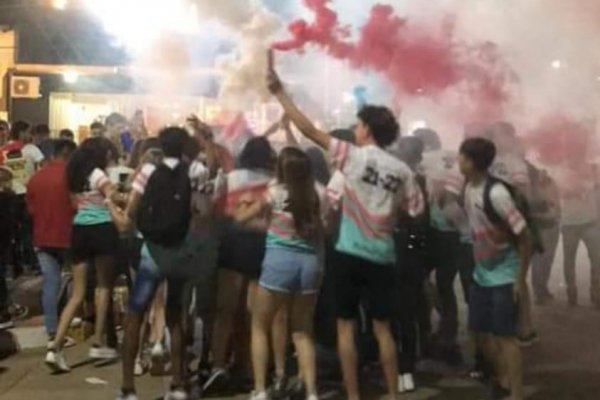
[265,182,326,253]
[463,181,526,286]
[328,138,424,265]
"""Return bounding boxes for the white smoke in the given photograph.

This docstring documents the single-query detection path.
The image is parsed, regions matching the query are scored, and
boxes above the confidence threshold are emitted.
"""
[194,0,282,110]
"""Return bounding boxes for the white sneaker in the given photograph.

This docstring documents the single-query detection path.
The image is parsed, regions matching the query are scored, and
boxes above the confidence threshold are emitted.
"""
[116,390,138,400]
[250,391,268,400]
[134,358,145,376]
[397,374,406,393]
[151,342,166,359]
[164,387,188,400]
[89,345,118,360]
[45,350,70,373]
[402,373,416,392]
[47,336,76,350]
[306,395,319,400]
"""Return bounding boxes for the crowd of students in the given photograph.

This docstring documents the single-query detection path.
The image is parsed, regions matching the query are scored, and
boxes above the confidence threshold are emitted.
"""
[0,63,598,400]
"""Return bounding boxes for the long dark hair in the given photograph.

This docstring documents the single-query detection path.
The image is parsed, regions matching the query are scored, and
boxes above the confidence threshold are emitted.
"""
[277,147,321,240]
[67,137,114,193]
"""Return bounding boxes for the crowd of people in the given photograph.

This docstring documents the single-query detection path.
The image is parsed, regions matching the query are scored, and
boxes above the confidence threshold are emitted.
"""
[0,63,598,400]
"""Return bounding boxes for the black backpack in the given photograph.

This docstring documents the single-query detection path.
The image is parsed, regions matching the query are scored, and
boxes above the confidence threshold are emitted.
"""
[138,162,192,247]
[481,176,544,254]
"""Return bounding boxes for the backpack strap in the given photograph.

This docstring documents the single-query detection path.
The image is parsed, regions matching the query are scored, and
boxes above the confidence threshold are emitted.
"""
[483,175,513,231]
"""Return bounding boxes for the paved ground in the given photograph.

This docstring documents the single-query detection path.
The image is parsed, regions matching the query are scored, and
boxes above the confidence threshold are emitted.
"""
[2,246,600,399]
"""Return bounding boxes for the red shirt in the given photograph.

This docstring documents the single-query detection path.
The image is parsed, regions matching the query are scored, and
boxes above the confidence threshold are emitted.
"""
[0,140,24,163]
[26,160,75,248]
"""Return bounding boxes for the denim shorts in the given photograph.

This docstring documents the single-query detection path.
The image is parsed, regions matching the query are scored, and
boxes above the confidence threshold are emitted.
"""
[469,282,518,336]
[259,246,321,295]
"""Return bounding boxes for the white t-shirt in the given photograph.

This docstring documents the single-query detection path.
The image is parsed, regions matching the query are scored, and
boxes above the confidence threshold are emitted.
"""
[73,168,112,225]
[9,144,44,195]
[328,138,424,265]
[132,158,209,196]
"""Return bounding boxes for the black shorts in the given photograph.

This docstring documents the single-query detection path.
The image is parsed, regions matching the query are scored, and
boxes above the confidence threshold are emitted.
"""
[218,226,266,280]
[469,283,518,336]
[71,223,120,264]
[335,252,395,321]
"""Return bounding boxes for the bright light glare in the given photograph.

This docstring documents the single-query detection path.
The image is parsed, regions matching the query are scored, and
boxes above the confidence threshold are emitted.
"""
[83,0,201,53]
[62,70,79,84]
[342,92,354,104]
[52,0,68,10]
[551,60,562,70]
[409,120,428,133]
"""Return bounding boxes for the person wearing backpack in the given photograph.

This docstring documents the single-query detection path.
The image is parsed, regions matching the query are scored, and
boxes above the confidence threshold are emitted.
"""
[487,122,538,347]
[112,126,215,400]
[459,137,533,400]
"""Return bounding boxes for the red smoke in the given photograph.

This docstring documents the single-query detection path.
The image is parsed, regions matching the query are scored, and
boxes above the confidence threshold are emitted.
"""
[525,114,593,166]
[273,0,510,122]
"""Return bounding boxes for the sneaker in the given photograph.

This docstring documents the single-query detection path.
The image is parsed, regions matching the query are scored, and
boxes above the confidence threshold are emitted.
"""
[270,375,288,399]
[202,368,230,395]
[306,395,319,400]
[518,332,539,348]
[164,386,188,400]
[250,391,269,400]
[116,389,138,400]
[89,345,119,360]
[8,303,28,321]
[134,357,146,376]
[0,313,14,330]
[151,342,166,359]
[45,350,70,373]
[397,375,406,393]
[402,373,416,392]
[47,336,76,350]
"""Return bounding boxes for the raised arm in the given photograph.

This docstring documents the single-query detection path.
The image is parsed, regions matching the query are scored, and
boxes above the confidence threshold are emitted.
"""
[267,52,330,150]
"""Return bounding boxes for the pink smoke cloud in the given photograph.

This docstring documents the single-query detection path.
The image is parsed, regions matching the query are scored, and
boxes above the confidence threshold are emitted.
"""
[273,0,511,123]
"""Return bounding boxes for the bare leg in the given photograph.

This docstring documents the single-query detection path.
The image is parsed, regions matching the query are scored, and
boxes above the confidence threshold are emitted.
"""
[251,286,286,393]
[498,336,523,400]
[373,320,398,400]
[122,312,145,391]
[337,319,359,400]
[290,294,318,397]
[93,255,115,346]
[149,283,166,345]
[210,269,245,369]
[517,283,534,337]
[52,263,87,350]
[272,306,289,379]
[167,288,185,388]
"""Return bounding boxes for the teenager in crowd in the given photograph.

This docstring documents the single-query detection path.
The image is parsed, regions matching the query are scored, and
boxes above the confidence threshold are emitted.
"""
[114,126,215,400]
[90,122,105,138]
[241,147,326,400]
[459,137,532,400]
[33,124,54,160]
[45,137,123,372]
[0,121,44,277]
[528,164,561,305]
[554,140,600,307]
[487,122,537,346]
[105,113,129,158]
[26,139,77,347]
[413,128,464,365]
[59,129,75,142]
[267,61,424,400]
[0,166,20,329]
[203,137,276,396]
[393,137,428,392]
